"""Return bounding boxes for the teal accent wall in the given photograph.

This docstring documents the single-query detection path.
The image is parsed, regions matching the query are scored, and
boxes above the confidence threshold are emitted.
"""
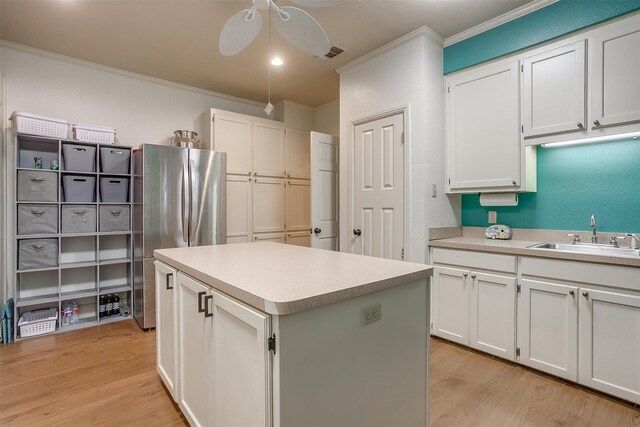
[445,0,640,233]
[461,139,640,232]
[444,0,640,74]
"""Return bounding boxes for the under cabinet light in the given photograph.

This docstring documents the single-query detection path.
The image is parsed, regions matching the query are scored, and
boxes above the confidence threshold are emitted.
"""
[541,131,640,148]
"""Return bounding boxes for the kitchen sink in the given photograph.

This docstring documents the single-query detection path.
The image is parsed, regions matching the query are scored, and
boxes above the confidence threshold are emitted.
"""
[527,242,640,257]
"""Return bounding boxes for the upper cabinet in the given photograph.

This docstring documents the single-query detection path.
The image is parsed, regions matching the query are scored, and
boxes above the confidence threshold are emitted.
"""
[522,40,587,139]
[211,112,253,175]
[446,59,523,193]
[590,18,640,130]
[253,122,285,178]
[286,128,311,179]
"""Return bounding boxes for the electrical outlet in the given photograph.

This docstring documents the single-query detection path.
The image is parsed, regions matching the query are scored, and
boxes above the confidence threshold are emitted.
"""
[488,211,497,224]
[362,303,382,326]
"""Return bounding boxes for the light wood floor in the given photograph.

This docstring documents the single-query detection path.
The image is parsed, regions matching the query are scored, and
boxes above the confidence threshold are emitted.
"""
[1,320,638,426]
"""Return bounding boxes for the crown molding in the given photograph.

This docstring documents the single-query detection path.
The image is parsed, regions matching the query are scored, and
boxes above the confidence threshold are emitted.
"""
[337,26,444,74]
[444,0,558,47]
[316,99,339,110]
[0,40,265,108]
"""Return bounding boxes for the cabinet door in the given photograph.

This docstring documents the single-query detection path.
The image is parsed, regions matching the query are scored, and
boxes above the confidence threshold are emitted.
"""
[431,266,469,345]
[253,122,285,177]
[286,128,310,179]
[518,279,578,381]
[213,113,252,175]
[226,174,252,243]
[523,40,586,138]
[177,273,213,427]
[211,289,271,427]
[579,288,640,404]
[286,231,311,247]
[253,232,285,243]
[285,179,310,232]
[447,60,520,192]
[155,261,178,400]
[253,177,285,233]
[591,20,640,129]
[469,272,516,360]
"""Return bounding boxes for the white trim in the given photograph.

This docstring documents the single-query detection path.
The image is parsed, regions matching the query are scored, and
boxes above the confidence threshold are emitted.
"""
[0,40,265,108]
[444,0,558,47]
[337,26,443,74]
[315,99,339,111]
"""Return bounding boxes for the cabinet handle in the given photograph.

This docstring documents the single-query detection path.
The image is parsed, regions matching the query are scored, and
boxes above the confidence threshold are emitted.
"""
[593,120,600,127]
[569,289,574,296]
[204,295,213,317]
[463,273,468,278]
[577,122,583,129]
[314,227,322,235]
[197,291,206,313]
[471,274,476,279]
[582,291,589,298]
[353,228,361,236]
[166,273,173,290]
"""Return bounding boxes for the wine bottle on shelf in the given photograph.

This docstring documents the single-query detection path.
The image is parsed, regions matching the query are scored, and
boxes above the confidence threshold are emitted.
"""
[112,294,120,316]
[105,294,113,317]
[99,295,106,319]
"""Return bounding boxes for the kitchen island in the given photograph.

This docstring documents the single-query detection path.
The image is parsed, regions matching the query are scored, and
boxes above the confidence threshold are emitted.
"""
[154,242,432,427]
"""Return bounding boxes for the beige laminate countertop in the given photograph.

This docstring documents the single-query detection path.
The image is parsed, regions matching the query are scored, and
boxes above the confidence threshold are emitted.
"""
[429,237,640,268]
[155,242,433,315]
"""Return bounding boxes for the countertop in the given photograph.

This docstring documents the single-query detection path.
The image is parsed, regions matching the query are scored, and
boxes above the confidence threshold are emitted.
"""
[429,237,640,268]
[155,242,433,315]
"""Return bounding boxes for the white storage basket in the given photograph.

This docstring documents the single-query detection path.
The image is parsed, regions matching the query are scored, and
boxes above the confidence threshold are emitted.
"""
[10,112,70,139]
[73,123,117,144]
[18,308,58,337]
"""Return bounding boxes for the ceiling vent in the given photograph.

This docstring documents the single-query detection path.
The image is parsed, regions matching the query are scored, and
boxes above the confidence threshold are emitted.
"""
[314,45,345,61]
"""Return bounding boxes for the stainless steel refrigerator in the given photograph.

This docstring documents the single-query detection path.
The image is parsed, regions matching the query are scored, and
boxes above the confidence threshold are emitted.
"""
[133,144,226,329]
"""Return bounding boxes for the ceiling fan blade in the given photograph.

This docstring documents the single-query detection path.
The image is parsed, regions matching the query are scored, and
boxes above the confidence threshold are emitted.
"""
[219,8,263,56]
[274,6,330,57]
[289,0,344,7]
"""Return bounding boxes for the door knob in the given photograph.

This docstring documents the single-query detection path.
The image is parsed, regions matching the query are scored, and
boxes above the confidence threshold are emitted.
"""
[353,228,362,236]
[314,227,321,235]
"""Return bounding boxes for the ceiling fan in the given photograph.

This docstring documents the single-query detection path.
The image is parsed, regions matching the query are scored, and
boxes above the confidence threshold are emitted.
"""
[219,0,342,58]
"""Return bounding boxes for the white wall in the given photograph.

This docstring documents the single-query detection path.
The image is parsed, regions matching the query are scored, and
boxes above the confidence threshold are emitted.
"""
[314,101,339,136]
[338,28,459,264]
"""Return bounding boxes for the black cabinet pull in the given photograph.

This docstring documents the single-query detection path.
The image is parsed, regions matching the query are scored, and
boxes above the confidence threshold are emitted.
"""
[197,291,206,312]
[166,273,173,290]
[204,295,213,317]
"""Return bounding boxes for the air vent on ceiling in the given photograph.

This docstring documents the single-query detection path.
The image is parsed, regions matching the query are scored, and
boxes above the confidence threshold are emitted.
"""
[314,45,345,61]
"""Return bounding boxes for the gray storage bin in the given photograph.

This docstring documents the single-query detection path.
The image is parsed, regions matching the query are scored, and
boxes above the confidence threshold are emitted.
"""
[62,144,96,172]
[18,238,58,270]
[17,170,57,202]
[99,177,129,202]
[62,175,96,202]
[62,205,97,233]
[99,205,130,232]
[17,204,58,235]
[100,147,130,174]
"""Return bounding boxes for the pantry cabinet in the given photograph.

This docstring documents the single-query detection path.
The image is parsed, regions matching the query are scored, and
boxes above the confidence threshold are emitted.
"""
[285,179,310,233]
[226,174,252,243]
[445,59,523,193]
[285,128,311,179]
[253,122,285,178]
[253,177,285,234]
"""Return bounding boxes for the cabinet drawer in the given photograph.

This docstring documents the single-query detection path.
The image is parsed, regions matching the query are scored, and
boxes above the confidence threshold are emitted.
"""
[432,248,516,273]
[18,204,58,235]
[520,257,640,292]
[18,238,59,270]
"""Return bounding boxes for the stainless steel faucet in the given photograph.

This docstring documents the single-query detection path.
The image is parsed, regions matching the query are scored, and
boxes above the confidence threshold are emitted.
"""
[627,233,639,249]
[590,214,598,244]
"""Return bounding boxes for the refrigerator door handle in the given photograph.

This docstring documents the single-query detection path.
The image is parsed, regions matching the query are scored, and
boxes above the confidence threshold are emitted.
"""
[181,164,189,243]
[189,158,197,245]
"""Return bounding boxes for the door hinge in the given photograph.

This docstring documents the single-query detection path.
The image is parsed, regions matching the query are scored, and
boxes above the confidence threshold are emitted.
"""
[521,125,524,133]
[448,178,451,184]
[517,283,521,293]
[520,64,523,72]
[212,116,215,122]
[447,86,450,93]
[516,347,520,357]
[401,247,405,260]
[268,334,276,354]
[401,132,405,144]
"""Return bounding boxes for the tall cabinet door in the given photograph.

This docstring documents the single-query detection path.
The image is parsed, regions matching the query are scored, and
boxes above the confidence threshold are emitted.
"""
[469,272,516,360]
[155,261,178,400]
[446,59,520,191]
[522,40,586,138]
[253,177,285,233]
[286,128,310,179]
[431,266,469,345]
[226,174,253,244]
[211,289,271,427]
[253,122,285,178]
[590,20,640,129]
[177,273,213,427]
[579,288,640,404]
[518,279,578,381]
[285,179,310,233]
[212,113,252,175]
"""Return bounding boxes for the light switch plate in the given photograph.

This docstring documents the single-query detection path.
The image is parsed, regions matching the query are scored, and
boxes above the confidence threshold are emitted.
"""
[488,211,497,224]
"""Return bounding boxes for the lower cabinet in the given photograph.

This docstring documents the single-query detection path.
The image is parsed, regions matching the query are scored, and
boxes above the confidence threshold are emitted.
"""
[155,261,178,400]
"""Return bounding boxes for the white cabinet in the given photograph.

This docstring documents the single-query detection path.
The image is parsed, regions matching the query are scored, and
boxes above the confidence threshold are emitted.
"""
[517,278,578,381]
[177,272,214,427]
[579,288,640,404]
[211,112,253,175]
[253,177,285,234]
[253,122,285,178]
[431,249,517,360]
[226,174,253,243]
[286,231,311,247]
[253,233,285,243]
[285,179,310,232]
[590,18,640,130]
[523,40,586,138]
[446,59,522,193]
[285,129,310,179]
[155,261,178,400]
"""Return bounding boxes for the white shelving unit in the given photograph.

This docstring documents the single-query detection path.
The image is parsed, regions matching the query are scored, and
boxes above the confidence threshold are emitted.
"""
[13,134,134,339]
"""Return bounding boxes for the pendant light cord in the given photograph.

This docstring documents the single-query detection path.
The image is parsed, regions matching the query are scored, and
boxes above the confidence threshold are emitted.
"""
[267,2,272,105]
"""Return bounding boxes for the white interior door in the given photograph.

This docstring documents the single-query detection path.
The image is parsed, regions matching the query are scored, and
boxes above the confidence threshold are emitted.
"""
[310,132,339,251]
[353,113,404,260]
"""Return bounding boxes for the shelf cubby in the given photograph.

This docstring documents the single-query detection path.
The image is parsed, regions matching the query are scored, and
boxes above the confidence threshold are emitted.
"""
[99,234,130,261]
[99,263,131,291]
[61,266,97,295]
[16,270,58,301]
[61,236,97,264]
